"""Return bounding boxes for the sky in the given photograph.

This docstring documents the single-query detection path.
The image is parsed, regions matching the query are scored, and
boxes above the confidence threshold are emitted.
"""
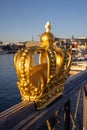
[0,0,87,42]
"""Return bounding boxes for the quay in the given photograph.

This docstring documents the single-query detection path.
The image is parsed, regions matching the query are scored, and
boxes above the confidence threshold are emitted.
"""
[0,70,87,129]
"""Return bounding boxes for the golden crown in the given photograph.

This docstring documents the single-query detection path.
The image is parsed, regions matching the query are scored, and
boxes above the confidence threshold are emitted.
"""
[14,22,71,109]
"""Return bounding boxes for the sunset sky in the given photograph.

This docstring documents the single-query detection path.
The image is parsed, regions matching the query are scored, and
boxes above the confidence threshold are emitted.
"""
[0,0,87,42]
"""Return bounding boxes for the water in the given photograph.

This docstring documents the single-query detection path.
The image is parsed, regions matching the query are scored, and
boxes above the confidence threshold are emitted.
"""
[0,54,21,112]
[0,53,39,112]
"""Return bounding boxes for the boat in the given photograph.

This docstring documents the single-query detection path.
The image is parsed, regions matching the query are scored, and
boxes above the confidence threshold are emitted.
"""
[70,61,87,75]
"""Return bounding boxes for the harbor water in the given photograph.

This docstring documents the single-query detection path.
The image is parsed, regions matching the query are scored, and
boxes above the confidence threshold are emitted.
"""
[0,54,21,112]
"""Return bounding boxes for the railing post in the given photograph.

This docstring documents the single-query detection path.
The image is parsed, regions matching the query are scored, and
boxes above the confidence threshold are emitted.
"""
[64,100,70,130]
[83,85,87,130]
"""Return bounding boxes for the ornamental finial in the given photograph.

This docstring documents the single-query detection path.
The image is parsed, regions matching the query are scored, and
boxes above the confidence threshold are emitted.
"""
[45,22,51,32]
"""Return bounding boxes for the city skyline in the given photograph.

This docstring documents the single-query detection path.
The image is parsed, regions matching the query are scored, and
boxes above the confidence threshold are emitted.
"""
[0,0,87,42]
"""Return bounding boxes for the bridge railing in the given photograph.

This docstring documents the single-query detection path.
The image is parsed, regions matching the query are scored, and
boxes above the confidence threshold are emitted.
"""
[0,70,87,130]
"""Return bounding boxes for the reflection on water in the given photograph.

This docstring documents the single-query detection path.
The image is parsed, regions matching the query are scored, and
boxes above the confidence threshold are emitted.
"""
[0,54,21,112]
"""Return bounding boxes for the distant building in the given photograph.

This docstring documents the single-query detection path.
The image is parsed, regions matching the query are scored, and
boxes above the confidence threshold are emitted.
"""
[25,41,40,47]
[55,37,71,49]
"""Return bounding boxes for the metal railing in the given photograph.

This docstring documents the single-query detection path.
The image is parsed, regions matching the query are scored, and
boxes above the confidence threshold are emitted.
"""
[0,70,87,130]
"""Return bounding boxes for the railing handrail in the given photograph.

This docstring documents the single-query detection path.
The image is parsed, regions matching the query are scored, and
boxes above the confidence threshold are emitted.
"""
[0,70,87,130]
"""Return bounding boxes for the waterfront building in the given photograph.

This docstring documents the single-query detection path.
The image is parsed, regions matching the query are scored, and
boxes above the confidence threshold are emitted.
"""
[25,41,40,47]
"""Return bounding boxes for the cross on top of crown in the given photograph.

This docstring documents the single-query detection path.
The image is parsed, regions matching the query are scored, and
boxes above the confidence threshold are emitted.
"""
[45,22,51,32]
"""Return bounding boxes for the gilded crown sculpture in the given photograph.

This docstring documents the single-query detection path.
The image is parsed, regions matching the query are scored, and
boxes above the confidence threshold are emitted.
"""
[14,22,72,109]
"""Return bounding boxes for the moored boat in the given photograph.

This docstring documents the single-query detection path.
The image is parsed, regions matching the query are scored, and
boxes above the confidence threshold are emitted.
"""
[70,61,87,75]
